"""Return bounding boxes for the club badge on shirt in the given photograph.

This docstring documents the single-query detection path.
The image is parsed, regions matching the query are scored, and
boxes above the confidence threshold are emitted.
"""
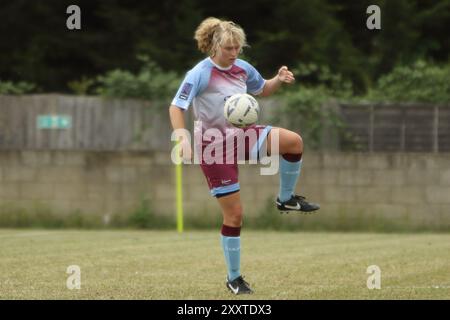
[179,83,193,100]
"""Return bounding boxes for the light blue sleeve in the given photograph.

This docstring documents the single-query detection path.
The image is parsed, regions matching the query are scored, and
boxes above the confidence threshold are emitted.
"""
[236,60,266,95]
[171,64,209,110]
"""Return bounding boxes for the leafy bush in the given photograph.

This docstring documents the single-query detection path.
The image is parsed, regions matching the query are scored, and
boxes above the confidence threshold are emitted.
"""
[271,63,354,149]
[365,60,450,104]
[0,198,175,229]
[0,202,103,229]
[291,63,353,99]
[96,55,181,100]
[125,198,174,229]
[0,80,36,94]
[67,76,95,95]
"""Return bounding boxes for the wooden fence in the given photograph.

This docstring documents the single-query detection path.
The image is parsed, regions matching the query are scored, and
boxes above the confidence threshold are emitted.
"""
[0,94,172,151]
[339,103,450,152]
[1,94,449,152]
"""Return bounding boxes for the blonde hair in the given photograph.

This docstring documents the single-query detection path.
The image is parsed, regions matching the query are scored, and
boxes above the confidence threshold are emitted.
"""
[194,17,247,56]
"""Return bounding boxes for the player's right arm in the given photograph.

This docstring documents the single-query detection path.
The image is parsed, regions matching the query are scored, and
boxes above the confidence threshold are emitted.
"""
[169,105,191,160]
[169,105,187,131]
[169,63,208,161]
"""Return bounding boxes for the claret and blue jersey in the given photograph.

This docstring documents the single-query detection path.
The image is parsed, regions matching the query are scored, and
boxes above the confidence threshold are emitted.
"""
[171,57,271,197]
[171,57,266,134]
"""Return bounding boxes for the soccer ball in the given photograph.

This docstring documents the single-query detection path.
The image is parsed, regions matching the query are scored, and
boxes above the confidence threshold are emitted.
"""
[223,93,260,128]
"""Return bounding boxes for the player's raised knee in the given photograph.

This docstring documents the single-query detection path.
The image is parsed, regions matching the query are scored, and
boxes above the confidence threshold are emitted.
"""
[288,131,303,154]
[296,134,303,154]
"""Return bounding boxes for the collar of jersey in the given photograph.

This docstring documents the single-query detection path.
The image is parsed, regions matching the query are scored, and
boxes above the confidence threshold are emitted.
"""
[208,57,234,71]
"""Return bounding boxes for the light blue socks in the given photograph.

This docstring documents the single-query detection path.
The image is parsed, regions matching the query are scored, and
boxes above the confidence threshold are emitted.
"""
[278,157,302,202]
[221,235,241,281]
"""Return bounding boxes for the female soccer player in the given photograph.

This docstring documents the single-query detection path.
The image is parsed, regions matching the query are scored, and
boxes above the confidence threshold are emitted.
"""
[169,17,320,295]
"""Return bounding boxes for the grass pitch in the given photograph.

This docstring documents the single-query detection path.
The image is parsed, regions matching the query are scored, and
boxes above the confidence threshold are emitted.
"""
[0,229,449,299]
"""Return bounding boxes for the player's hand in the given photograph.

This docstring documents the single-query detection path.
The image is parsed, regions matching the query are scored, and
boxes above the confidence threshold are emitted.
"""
[277,66,295,84]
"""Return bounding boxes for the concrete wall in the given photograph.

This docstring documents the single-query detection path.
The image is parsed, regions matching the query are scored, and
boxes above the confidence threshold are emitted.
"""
[0,150,449,230]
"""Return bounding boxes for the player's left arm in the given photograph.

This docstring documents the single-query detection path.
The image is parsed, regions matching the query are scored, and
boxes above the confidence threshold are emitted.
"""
[259,66,295,97]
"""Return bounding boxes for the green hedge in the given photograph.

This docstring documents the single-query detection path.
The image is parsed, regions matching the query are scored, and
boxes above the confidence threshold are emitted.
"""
[0,80,36,94]
[96,55,181,100]
[365,60,450,104]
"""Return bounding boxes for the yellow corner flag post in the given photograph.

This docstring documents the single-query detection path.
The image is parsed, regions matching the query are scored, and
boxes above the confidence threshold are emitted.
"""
[175,141,184,233]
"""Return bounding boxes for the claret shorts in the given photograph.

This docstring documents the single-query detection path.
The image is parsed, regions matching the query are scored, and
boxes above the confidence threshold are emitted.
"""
[197,125,272,197]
